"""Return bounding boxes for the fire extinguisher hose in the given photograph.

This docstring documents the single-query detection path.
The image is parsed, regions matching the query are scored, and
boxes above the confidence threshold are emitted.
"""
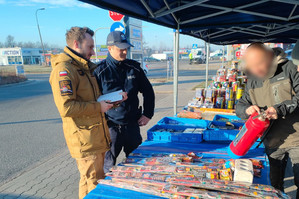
[256,120,275,148]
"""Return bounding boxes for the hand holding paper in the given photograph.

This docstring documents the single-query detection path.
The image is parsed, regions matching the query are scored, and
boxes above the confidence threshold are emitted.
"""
[97,90,124,103]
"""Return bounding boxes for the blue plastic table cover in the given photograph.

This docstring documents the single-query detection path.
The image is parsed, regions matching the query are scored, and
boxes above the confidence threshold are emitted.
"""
[134,141,266,160]
[85,141,270,199]
[84,184,167,199]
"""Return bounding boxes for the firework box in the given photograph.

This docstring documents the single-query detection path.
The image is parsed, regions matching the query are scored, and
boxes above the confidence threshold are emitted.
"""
[147,124,203,144]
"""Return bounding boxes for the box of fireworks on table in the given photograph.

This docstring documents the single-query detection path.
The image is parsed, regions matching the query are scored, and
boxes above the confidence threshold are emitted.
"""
[98,152,289,199]
[147,124,204,144]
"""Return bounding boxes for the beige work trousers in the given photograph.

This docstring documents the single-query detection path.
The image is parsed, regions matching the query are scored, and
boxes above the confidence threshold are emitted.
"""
[76,152,105,199]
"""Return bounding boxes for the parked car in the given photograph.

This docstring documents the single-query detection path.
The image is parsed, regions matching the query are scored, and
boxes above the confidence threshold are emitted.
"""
[144,57,160,62]
[143,62,149,74]
[210,53,223,60]
[192,57,206,64]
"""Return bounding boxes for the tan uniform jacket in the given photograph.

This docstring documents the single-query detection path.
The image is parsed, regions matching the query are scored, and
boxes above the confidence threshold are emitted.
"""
[49,47,111,158]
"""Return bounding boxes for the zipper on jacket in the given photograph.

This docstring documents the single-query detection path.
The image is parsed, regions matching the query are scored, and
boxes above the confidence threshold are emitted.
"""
[272,85,280,105]
[64,51,111,146]
[85,73,111,146]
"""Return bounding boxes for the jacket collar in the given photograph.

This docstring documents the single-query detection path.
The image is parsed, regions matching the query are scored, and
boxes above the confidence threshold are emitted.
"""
[64,46,97,71]
[106,53,124,67]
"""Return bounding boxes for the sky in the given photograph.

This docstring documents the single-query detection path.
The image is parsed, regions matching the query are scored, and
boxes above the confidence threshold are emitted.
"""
[0,0,219,50]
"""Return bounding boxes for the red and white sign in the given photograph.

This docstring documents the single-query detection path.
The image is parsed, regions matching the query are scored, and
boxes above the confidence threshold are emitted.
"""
[109,11,124,21]
[235,50,245,59]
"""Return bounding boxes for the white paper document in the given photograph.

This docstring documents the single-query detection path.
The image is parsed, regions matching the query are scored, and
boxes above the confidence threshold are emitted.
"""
[97,90,123,103]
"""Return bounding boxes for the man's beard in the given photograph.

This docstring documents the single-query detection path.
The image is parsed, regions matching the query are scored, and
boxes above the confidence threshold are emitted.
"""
[81,51,91,61]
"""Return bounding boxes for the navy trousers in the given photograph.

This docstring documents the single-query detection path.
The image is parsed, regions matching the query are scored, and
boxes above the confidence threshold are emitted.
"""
[104,121,142,173]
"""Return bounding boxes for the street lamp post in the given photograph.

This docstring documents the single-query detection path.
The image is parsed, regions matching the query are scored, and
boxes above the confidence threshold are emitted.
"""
[94,27,109,62]
[35,8,47,66]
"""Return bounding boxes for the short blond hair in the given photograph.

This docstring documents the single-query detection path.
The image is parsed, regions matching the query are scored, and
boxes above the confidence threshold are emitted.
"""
[65,27,94,47]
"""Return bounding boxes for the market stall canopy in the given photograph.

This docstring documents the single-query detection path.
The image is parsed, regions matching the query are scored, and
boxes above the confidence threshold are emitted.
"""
[80,0,299,44]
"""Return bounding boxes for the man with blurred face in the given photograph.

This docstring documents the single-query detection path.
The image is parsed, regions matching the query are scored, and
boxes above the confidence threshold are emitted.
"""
[236,42,299,197]
[94,31,155,173]
[50,27,114,199]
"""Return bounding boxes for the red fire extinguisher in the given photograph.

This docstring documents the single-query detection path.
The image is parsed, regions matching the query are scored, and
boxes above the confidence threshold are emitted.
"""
[228,111,270,159]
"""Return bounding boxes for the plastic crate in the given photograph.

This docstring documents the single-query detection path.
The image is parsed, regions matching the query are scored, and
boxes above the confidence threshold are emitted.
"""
[147,124,203,144]
[171,132,203,143]
[210,114,245,129]
[157,117,210,129]
[203,129,239,141]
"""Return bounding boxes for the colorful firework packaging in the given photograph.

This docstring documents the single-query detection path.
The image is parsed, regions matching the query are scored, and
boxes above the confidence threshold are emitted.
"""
[169,176,288,198]
[189,65,248,110]
[100,152,290,199]
[236,87,245,100]
[176,110,202,119]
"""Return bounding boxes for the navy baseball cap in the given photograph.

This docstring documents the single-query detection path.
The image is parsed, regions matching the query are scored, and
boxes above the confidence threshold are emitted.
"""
[106,31,133,49]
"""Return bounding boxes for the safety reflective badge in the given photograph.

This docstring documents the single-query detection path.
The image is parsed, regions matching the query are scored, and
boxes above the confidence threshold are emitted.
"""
[59,80,73,96]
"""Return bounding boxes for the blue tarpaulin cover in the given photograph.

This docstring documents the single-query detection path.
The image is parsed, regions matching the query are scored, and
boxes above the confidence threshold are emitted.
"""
[79,0,299,44]
[84,184,167,199]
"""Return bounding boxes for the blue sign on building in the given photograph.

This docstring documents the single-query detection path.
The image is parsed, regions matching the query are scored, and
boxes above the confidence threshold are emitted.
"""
[132,28,141,38]
[192,44,198,49]
[110,22,126,34]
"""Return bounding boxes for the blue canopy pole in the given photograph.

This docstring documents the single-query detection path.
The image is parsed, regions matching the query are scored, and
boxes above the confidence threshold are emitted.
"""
[173,26,180,115]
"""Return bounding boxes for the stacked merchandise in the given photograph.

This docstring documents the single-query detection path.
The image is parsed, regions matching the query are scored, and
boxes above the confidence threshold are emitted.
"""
[147,125,205,143]
[188,66,247,110]
[99,152,290,199]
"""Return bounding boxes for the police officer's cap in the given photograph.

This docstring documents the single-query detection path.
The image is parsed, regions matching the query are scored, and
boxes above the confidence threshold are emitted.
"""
[107,31,134,49]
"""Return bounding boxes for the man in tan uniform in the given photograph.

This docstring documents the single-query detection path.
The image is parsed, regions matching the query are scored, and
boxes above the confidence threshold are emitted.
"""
[49,27,116,199]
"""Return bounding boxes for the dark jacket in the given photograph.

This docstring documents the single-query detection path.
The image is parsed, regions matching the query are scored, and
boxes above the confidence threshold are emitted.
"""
[236,48,299,149]
[94,54,155,125]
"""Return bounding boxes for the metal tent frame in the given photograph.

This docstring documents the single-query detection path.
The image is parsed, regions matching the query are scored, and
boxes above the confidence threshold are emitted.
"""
[80,0,299,114]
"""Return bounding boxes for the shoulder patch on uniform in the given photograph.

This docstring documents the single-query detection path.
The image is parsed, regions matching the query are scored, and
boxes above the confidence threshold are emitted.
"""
[77,69,85,76]
[59,80,73,96]
[59,71,68,76]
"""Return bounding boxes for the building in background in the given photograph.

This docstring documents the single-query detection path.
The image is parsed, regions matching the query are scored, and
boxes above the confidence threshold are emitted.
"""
[124,17,143,63]
[0,47,44,65]
[90,45,108,63]
[0,47,62,66]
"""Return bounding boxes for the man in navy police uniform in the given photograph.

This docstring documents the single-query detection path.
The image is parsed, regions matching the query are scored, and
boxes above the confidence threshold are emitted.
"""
[94,31,155,173]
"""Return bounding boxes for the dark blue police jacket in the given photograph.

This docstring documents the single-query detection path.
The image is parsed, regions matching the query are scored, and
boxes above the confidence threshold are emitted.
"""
[94,54,155,125]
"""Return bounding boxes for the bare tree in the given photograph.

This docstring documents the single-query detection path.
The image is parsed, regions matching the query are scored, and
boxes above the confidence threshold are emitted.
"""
[5,35,16,47]
[143,41,154,57]
[16,42,23,47]
[158,41,166,53]
[2,34,61,50]
[22,41,36,48]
